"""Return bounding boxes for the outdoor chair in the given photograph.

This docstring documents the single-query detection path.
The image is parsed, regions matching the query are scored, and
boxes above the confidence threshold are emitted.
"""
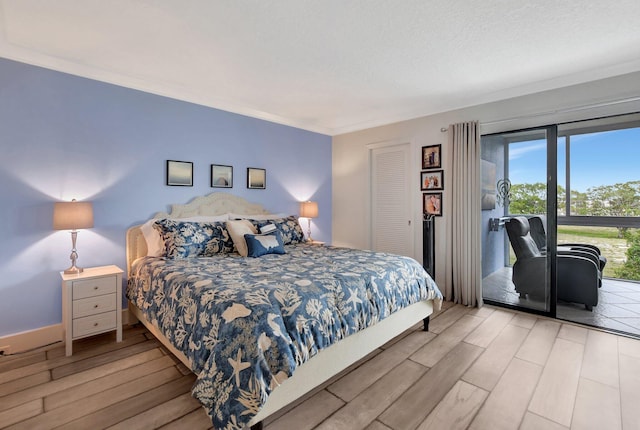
[506,216,601,311]
[527,215,607,272]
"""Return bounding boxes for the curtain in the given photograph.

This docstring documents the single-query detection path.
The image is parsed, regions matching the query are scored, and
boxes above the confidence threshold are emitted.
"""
[445,121,483,307]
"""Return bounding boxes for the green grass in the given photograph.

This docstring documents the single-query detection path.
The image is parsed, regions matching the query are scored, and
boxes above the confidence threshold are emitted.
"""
[557,225,621,240]
[558,226,628,278]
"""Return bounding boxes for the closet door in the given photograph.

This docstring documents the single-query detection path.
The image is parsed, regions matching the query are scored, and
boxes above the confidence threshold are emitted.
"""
[370,143,413,257]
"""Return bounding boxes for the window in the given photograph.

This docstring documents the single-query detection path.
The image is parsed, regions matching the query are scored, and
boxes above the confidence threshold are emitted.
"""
[559,114,640,222]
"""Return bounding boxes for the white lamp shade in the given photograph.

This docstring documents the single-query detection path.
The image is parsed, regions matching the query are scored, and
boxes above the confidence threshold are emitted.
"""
[53,201,94,230]
[300,201,318,218]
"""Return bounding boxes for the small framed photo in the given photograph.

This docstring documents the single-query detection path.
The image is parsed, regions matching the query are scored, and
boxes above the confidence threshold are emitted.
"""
[166,160,193,186]
[211,164,233,188]
[421,170,444,191]
[422,144,441,169]
[423,192,442,217]
[247,167,266,189]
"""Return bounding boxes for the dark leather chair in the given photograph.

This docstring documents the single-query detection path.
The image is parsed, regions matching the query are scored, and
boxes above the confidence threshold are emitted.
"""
[527,215,607,272]
[505,216,600,310]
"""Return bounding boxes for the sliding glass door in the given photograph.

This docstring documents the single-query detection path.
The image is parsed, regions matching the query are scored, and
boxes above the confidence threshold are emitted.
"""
[480,126,557,316]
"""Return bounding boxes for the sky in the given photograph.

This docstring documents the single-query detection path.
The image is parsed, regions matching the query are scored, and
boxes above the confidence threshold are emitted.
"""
[509,127,640,192]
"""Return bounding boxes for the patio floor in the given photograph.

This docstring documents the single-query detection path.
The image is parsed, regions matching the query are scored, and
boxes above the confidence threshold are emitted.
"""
[483,267,640,337]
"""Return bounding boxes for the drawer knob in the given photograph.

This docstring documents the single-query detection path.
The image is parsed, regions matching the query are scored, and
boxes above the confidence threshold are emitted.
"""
[93,286,99,290]
[94,304,99,308]
[94,322,99,327]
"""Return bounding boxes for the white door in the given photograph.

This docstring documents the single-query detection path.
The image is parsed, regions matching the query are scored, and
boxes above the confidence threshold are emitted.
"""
[370,143,413,257]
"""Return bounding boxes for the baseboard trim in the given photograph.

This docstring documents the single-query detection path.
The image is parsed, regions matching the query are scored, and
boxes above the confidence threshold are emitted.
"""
[0,324,63,354]
[1,309,135,354]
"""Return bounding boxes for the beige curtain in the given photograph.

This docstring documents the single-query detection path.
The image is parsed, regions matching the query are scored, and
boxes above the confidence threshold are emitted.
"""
[445,121,482,307]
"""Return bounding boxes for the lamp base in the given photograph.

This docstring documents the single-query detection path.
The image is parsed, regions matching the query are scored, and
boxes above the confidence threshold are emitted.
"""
[63,265,84,275]
[306,218,313,243]
[64,232,83,275]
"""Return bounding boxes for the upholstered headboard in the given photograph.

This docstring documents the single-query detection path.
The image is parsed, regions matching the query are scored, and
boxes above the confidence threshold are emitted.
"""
[125,192,271,274]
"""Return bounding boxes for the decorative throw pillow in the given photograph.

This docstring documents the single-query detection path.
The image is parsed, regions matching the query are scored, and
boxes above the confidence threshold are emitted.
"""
[244,232,286,257]
[250,216,305,245]
[152,220,234,258]
[141,214,230,257]
[226,219,258,257]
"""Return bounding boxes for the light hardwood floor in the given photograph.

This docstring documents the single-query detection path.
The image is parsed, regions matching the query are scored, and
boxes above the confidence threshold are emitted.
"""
[2,302,640,430]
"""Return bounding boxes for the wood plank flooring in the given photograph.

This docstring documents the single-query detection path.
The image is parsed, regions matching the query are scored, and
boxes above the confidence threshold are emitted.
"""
[2,303,640,429]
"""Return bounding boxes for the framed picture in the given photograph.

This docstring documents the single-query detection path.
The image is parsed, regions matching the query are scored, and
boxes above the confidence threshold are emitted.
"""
[247,167,266,189]
[210,164,233,188]
[423,192,442,217]
[421,169,444,191]
[422,144,441,169]
[166,160,193,186]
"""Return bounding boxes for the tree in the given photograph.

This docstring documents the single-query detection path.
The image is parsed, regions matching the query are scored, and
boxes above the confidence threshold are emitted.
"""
[509,183,547,215]
[508,183,566,215]
[586,181,640,237]
[588,181,640,217]
[569,189,589,215]
[616,230,640,281]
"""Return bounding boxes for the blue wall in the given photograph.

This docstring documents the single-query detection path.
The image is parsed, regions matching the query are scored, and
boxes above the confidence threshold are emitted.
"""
[0,58,332,337]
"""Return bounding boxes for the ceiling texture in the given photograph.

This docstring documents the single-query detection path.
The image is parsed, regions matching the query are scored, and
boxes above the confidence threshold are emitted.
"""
[1,0,639,136]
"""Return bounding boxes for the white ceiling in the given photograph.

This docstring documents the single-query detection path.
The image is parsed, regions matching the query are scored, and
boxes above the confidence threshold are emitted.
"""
[1,1,640,136]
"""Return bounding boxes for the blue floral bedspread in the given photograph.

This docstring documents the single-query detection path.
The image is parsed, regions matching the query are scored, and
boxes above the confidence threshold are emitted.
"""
[126,244,442,429]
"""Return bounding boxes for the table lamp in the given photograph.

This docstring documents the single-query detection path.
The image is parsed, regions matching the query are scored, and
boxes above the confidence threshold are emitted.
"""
[53,199,94,274]
[299,201,318,242]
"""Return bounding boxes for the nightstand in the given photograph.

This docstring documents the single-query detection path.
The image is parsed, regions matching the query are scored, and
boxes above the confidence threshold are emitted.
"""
[61,265,123,356]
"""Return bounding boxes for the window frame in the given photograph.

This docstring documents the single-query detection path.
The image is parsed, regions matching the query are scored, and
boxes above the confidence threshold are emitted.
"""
[558,113,640,228]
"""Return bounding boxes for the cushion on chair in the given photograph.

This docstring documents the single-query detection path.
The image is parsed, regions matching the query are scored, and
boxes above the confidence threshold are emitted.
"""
[527,216,547,251]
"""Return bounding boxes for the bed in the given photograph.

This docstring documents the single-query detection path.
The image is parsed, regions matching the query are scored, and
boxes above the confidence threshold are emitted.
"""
[125,192,442,429]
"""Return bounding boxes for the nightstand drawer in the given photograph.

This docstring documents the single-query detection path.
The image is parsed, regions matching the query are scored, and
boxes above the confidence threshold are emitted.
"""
[73,312,117,338]
[73,293,117,318]
[73,276,116,299]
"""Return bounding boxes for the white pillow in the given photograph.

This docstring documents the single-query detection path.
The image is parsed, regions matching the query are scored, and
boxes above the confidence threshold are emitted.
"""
[226,219,258,257]
[140,214,230,257]
[228,213,286,220]
[140,219,165,257]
